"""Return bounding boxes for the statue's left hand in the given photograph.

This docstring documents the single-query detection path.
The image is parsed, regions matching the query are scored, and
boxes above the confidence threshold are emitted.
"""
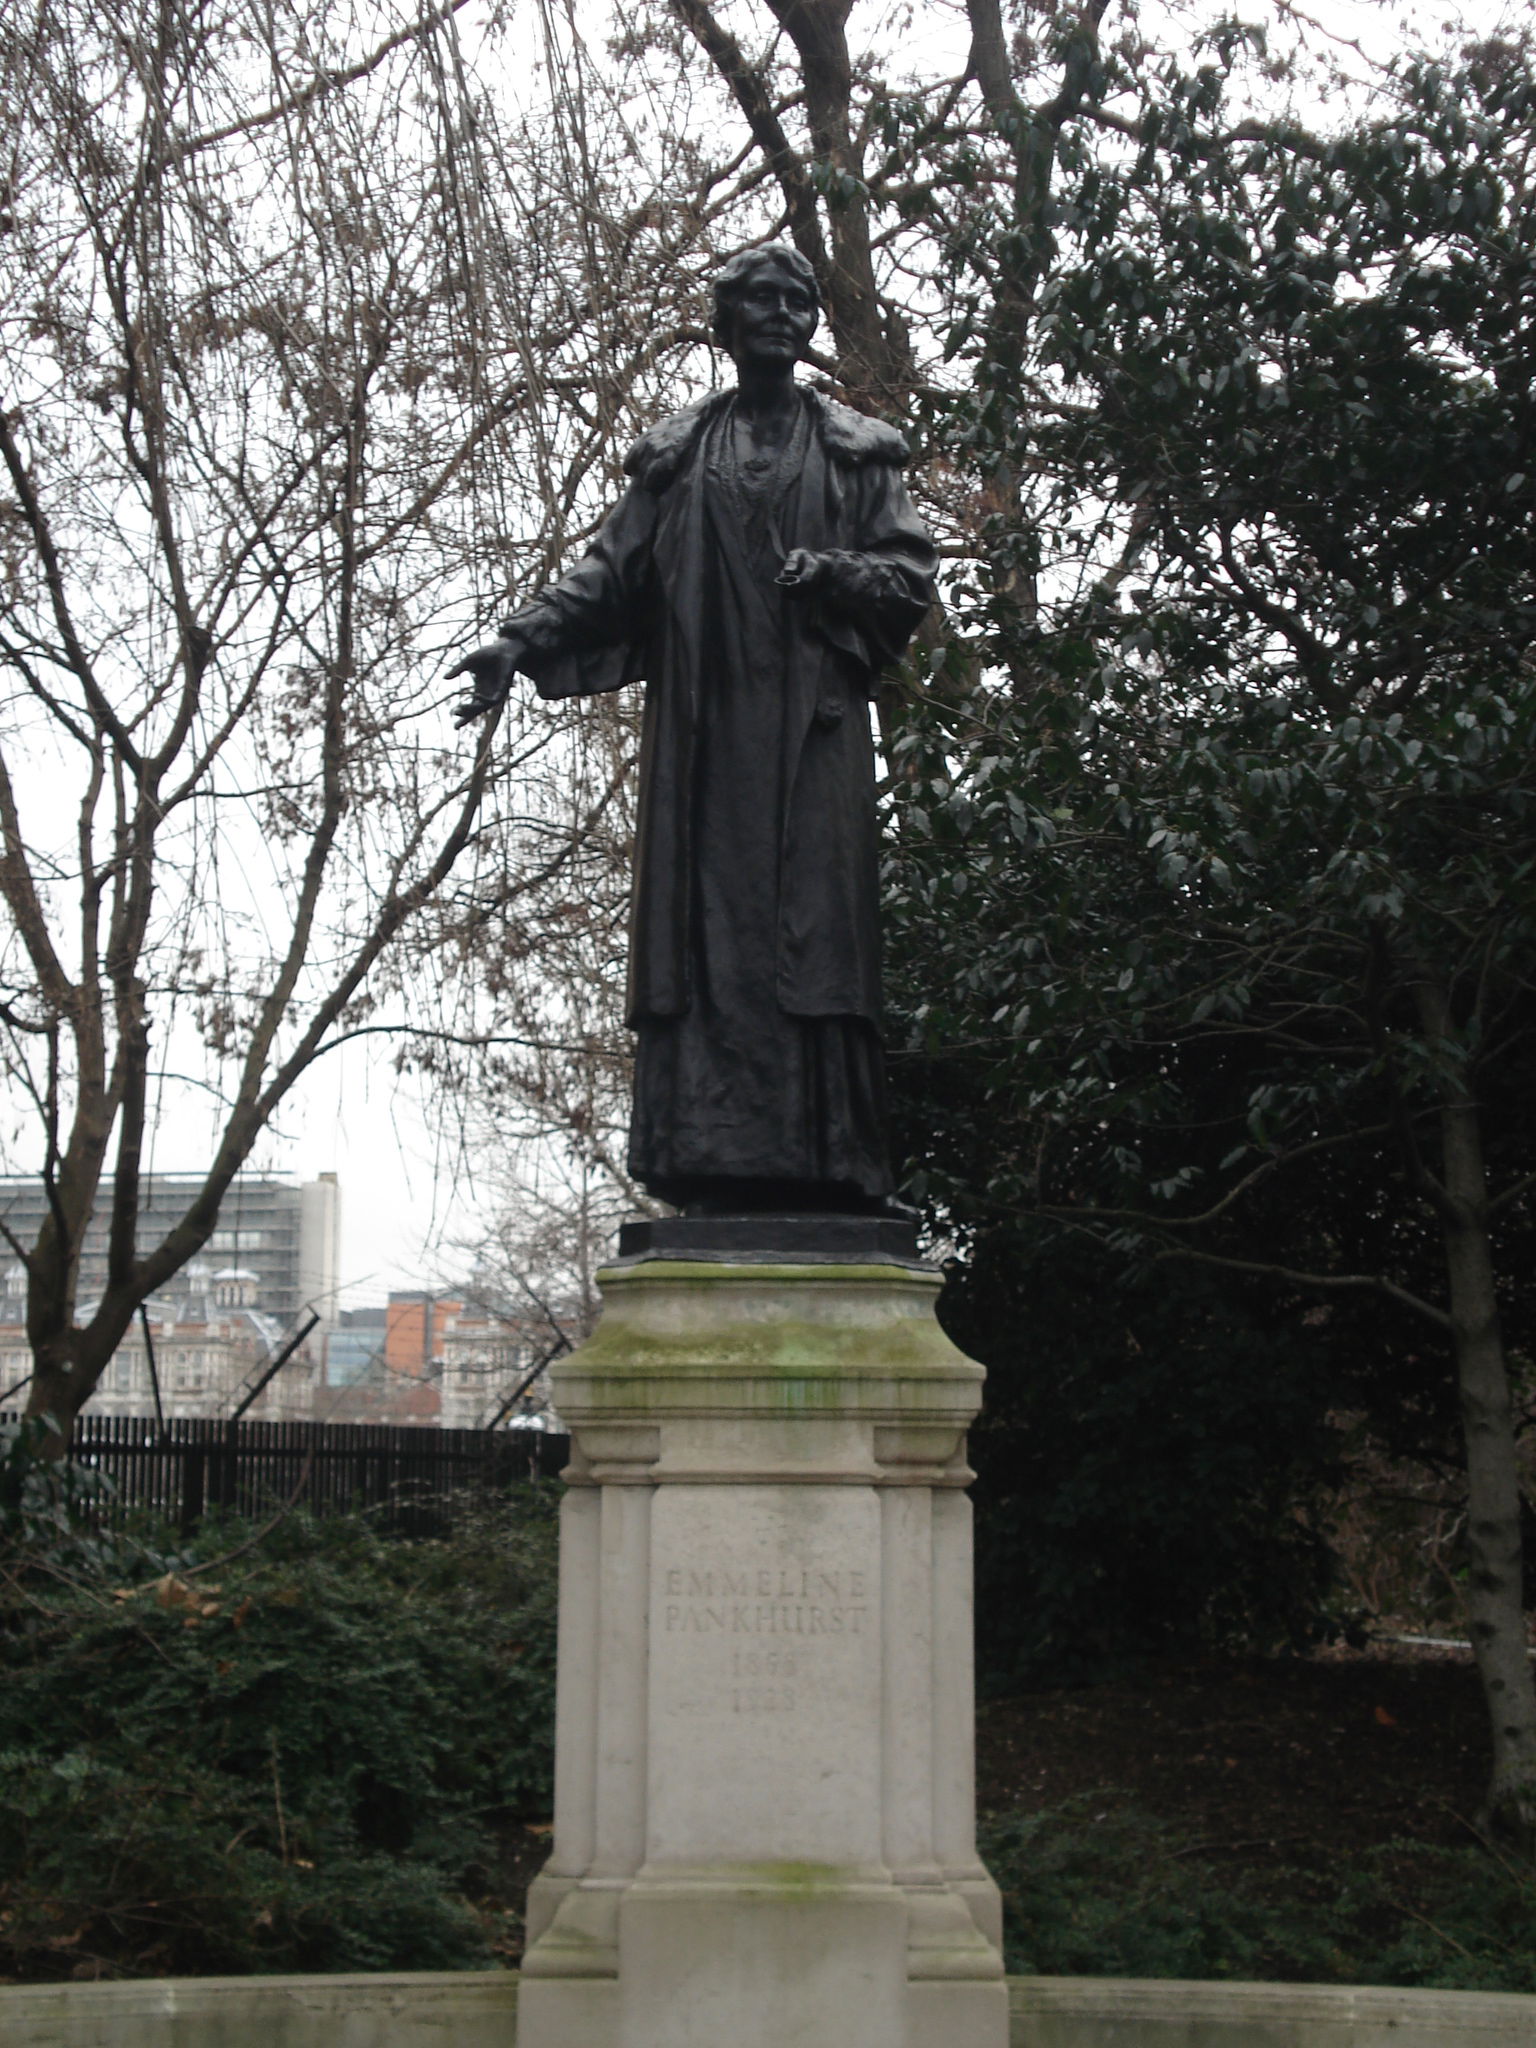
[776,548,827,595]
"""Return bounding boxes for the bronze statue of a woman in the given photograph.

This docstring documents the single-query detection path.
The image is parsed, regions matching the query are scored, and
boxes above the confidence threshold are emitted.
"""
[451,247,936,1215]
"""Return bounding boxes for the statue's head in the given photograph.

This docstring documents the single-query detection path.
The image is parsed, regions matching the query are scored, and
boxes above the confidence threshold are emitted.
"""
[711,245,820,358]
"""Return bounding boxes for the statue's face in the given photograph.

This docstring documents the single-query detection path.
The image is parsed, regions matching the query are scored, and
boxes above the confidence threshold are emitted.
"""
[726,269,817,373]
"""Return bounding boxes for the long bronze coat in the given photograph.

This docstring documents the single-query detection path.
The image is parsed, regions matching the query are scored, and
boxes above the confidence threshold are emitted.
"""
[507,388,936,1036]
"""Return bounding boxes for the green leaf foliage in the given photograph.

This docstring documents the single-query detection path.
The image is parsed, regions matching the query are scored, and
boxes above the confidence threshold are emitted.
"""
[945,1232,1339,1689]
[981,1794,1536,1991]
[885,33,1536,1659]
[0,1497,557,1980]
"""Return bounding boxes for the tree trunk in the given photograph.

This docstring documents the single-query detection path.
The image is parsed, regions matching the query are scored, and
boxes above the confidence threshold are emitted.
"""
[1423,1008,1536,1844]
[22,1348,89,1461]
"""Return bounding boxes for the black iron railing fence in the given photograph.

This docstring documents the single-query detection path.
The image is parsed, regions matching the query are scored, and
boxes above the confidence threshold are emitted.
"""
[0,1412,569,1535]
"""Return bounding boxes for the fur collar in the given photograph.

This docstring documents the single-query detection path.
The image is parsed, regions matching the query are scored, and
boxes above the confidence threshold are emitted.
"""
[623,386,909,492]
[622,393,726,491]
[812,389,909,467]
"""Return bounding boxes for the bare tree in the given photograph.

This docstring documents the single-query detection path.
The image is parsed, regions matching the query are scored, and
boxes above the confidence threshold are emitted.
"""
[0,0,750,1448]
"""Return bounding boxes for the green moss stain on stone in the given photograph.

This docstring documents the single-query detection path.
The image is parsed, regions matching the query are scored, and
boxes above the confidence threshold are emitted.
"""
[549,1260,985,1423]
[728,1861,849,1901]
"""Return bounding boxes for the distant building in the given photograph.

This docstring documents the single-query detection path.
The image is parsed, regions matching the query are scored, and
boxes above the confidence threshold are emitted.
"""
[0,1170,338,1420]
[316,1289,561,1429]
[0,1171,340,1331]
[1,1326,33,1403]
[8,1286,322,1423]
[315,1295,441,1425]
[385,1290,450,1380]
[326,1307,387,1387]
[437,1299,547,1430]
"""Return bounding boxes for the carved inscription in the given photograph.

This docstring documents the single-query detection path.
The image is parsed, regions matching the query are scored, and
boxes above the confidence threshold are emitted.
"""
[662,1565,868,1639]
[730,1647,798,1715]
[646,1491,883,1861]
[660,1564,870,1714]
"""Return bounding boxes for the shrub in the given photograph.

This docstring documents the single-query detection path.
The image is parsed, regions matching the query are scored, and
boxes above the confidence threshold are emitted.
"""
[979,1794,1337,1981]
[0,1492,558,1980]
[980,1793,1536,1991]
[944,1234,1340,1691]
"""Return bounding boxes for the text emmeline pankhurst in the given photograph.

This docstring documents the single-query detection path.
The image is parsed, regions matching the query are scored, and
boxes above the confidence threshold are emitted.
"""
[661,1564,869,1637]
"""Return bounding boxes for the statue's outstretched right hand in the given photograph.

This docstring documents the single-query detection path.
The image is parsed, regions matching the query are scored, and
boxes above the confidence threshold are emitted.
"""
[447,635,519,726]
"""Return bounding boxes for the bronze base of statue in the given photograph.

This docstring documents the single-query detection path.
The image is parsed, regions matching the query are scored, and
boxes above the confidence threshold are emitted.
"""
[616,1211,919,1263]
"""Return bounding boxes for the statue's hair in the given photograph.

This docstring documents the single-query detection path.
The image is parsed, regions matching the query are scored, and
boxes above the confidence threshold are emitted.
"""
[711,245,820,346]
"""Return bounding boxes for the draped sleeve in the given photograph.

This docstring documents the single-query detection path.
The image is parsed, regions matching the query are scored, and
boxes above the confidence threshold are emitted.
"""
[499,482,661,701]
[805,459,936,683]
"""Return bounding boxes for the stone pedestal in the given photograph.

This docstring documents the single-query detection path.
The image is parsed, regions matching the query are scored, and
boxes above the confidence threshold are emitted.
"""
[518,1245,1006,2048]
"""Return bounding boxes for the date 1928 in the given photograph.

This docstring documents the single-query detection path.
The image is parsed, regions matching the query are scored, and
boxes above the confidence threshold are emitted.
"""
[730,1647,799,1713]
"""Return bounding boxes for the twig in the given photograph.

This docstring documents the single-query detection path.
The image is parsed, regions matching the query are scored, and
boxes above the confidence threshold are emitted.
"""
[140,1304,167,1441]
[1169,1833,1313,1860]
[1385,1894,1474,1960]
[181,1451,316,1578]
[1435,1799,1536,1890]
[269,1732,289,1865]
